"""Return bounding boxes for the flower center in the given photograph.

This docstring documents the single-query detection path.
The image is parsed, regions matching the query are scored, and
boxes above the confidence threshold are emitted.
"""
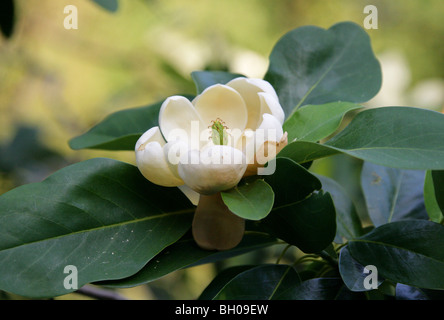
[210,118,228,146]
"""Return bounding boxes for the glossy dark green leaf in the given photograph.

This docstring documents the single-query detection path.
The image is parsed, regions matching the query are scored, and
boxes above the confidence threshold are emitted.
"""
[277,140,339,164]
[361,162,427,227]
[69,100,164,150]
[198,265,257,300]
[283,102,362,143]
[264,157,322,204]
[101,231,278,288]
[265,22,381,116]
[191,71,244,94]
[424,171,444,223]
[275,277,364,300]
[396,284,444,300]
[221,179,274,220]
[91,0,118,12]
[279,107,444,170]
[262,158,334,253]
[431,170,444,217]
[202,264,300,300]
[315,174,363,242]
[262,191,336,253]
[0,158,194,298]
[339,246,383,292]
[349,220,444,289]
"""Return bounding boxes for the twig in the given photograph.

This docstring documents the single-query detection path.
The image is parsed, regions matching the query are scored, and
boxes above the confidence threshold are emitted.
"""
[75,285,129,300]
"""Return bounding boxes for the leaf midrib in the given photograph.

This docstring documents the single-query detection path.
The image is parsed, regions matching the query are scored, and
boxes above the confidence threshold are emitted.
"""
[291,28,359,113]
[350,239,444,265]
[0,208,194,253]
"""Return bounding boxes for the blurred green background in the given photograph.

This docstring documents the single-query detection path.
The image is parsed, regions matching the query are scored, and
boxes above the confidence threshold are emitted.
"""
[1,0,444,299]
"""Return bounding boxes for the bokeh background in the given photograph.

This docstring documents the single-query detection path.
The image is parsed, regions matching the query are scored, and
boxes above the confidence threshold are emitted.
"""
[1,0,443,299]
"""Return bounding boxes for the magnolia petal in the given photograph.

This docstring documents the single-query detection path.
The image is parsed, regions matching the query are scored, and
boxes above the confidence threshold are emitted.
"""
[178,145,247,195]
[245,78,280,102]
[192,193,245,250]
[178,185,200,206]
[244,131,288,177]
[135,127,184,187]
[159,96,204,149]
[193,84,248,133]
[243,113,283,164]
[259,92,285,125]
[163,139,190,179]
[135,126,165,151]
[226,77,264,129]
[257,113,284,142]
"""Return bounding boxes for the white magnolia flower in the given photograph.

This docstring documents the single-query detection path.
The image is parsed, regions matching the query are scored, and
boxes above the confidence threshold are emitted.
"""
[135,77,287,250]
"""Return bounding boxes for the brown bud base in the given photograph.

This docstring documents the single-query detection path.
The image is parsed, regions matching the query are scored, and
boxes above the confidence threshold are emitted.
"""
[192,193,245,251]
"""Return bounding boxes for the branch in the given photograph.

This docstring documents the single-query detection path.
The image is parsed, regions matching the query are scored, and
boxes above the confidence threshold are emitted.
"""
[75,285,129,300]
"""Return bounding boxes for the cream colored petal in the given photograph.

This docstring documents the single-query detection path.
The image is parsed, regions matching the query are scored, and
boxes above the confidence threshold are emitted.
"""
[135,126,165,151]
[178,185,200,206]
[246,78,280,102]
[159,96,205,150]
[244,131,288,177]
[226,77,263,129]
[178,145,247,195]
[193,84,248,132]
[135,127,184,187]
[244,114,283,161]
[259,92,285,125]
[256,113,284,142]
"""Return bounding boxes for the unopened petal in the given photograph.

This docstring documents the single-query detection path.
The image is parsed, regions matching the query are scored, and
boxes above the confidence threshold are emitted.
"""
[178,145,247,195]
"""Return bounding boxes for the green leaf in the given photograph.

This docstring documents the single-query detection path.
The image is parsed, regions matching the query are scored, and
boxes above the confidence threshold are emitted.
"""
[431,171,444,218]
[339,246,384,292]
[396,283,444,300]
[201,264,301,300]
[198,265,257,300]
[262,191,336,253]
[91,0,118,12]
[349,220,444,289]
[221,179,274,220]
[315,174,363,243]
[277,140,340,164]
[191,71,244,94]
[424,171,444,223]
[279,107,444,170]
[101,231,278,288]
[283,102,362,143]
[274,277,364,300]
[260,157,335,252]
[69,100,163,150]
[265,21,381,116]
[0,158,194,298]
[361,162,428,227]
[264,157,322,204]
